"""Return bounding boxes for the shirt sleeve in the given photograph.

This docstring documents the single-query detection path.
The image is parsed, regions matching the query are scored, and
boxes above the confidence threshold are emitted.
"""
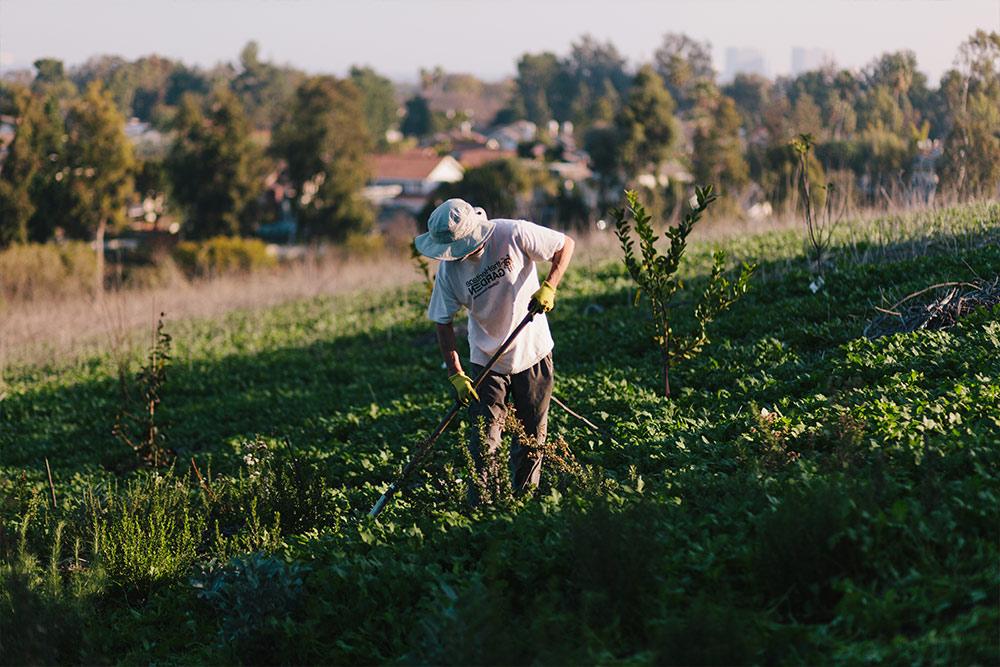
[512,219,567,262]
[427,263,461,324]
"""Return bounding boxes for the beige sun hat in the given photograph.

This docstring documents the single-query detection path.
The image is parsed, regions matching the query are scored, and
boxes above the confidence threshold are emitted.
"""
[414,198,495,261]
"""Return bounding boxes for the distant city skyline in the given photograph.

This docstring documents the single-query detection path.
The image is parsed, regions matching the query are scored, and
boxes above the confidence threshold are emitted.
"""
[724,47,769,80]
[2,0,997,83]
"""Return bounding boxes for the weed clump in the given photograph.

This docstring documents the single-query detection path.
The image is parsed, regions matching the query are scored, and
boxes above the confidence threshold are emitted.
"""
[89,472,204,597]
[113,313,173,468]
[193,552,310,663]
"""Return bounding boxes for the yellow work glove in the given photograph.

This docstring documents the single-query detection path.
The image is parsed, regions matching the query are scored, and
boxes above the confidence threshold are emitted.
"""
[449,371,479,405]
[530,280,557,313]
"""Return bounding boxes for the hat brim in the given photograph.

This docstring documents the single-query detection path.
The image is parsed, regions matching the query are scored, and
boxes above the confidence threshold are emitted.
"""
[414,219,496,261]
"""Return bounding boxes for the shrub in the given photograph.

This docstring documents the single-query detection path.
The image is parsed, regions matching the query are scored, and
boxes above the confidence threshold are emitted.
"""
[0,241,96,303]
[172,236,276,278]
[91,473,205,596]
[192,552,309,663]
[0,564,89,665]
[203,437,335,558]
[613,187,756,397]
[342,231,385,257]
[752,478,868,621]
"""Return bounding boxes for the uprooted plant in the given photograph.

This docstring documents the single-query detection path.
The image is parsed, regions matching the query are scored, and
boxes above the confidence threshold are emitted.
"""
[113,313,173,467]
[614,186,756,397]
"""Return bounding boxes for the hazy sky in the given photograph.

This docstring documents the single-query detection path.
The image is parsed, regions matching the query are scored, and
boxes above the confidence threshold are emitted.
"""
[2,0,998,83]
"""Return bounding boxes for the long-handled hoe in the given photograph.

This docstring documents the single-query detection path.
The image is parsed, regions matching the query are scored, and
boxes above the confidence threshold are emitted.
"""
[368,306,540,519]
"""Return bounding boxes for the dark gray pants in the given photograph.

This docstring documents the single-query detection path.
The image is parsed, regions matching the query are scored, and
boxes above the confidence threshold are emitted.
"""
[468,353,554,496]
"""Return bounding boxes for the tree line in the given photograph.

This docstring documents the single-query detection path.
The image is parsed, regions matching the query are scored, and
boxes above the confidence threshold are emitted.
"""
[0,31,998,253]
[0,43,378,252]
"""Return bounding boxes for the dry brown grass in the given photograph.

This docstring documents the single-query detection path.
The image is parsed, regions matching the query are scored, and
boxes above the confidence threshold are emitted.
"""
[0,250,422,369]
[3,197,994,371]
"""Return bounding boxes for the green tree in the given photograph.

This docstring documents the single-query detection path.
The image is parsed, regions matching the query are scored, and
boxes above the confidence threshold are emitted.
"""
[31,96,78,242]
[166,89,266,239]
[232,41,302,129]
[272,76,373,240]
[350,66,398,149]
[0,91,47,247]
[864,50,927,130]
[615,65,678,180]
[692,95,749,201]
[613,187,755,397]
[70,54,209,124]
[584,123,622,212]
[562,36,630,127]
[653,33,715,113]
[401,95,435,137]
[63,81,136,293]
[723,73,771,136]
[31,58,77,100]
[790,93,825,139]
[940,30,1000,197]
[512,52,561,124]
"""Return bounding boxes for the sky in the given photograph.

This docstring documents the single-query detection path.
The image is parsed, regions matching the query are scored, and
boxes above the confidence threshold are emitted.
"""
[1,0,998,83]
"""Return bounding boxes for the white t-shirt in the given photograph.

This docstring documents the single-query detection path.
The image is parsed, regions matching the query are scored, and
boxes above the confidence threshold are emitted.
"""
[428,219,567,375]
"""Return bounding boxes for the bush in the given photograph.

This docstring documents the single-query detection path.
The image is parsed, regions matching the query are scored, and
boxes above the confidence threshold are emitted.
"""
[0,241,97,303]
[341,231,385,257]
[0,564,89,665]
[172,236,276,278]
[207,437,334,547]
[193,552,309,663]
[91,473,205,596]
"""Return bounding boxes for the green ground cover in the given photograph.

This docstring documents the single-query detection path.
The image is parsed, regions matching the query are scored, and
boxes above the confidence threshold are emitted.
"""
[2,202,999,665]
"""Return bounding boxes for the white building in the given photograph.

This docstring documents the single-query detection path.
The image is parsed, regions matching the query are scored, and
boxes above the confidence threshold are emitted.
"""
[724,47,767,81]
[792,47,833,76]
[365,150,464,212]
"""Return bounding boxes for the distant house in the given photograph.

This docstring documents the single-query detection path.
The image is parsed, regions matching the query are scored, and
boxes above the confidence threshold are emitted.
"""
[123,117,166,152]
[487,120,537,151]
[453,147,517,169]
[365,150,464,212]
[0,115,16,164]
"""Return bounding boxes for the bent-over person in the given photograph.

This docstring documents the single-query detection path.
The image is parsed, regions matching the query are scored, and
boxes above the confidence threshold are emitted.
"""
[414,198,575,501]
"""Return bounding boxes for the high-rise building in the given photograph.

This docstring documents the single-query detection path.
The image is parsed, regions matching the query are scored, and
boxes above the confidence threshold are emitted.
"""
[791,47,833,76]
[724,47,767,81]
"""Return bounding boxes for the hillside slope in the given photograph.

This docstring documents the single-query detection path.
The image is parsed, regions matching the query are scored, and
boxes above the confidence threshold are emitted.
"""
[2,203,998,664]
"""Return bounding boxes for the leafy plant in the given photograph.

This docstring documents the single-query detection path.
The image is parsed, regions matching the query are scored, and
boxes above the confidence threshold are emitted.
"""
[90,473,204,596]
[791,133,845,278]
[613,187,756,396]
[113,313,173,467]
[193,552,309,662]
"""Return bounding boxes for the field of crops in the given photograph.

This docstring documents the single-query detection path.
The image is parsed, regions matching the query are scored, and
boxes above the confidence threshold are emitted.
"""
[2,202,999,665]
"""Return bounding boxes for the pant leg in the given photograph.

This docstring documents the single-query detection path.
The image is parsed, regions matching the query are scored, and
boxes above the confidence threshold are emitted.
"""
[508,353,554,493]
[468,364,509,502]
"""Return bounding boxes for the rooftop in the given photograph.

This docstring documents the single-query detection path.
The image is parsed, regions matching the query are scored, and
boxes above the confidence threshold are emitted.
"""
[369,150,458,181]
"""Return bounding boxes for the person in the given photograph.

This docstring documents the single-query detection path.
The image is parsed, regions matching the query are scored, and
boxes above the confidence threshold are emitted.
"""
[414,198,575,501]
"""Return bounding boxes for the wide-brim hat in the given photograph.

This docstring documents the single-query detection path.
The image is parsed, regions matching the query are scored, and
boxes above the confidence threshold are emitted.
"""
[414,198,495,261]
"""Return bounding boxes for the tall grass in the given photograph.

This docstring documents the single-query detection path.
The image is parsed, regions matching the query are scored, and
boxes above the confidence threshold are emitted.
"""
[1,200,996,369]
[0,245,421,368]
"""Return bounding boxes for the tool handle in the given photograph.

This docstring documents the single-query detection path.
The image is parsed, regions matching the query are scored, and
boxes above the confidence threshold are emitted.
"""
[367,309,536,519]
[470,309,536,391]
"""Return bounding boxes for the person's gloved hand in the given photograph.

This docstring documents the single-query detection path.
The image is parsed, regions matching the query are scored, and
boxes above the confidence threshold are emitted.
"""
[530,280,557,313]
[449,371,479,405]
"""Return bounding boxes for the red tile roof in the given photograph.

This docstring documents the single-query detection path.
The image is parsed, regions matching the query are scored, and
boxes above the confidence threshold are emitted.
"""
[369,151,448,181]
[454,148,516,169]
